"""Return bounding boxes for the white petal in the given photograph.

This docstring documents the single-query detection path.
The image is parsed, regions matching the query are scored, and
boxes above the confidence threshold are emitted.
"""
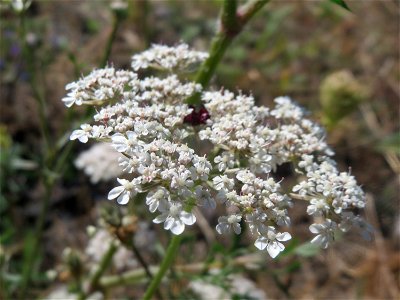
[307,206,317,215]
[254,237,268,250]
[78,135,89,143]
[216,223,230,235]
[117,178,127,185]
[108,186,125,200]
[148,200,158,213]
[126,131,136,140]
[311,235,327,248]
[157,200,168,212]
[65,82,77,90]
[267,242,283,258]
[277,232,291,242]
[112,134,128,152]
[292,184,301,192]
[70,130,83,141]
[153,213,168,224]
[233,223,241,235]
[170,220,185,235]
[309,224,322,234]
[117,192,130,205]
[62,97,75,107]
[180,212,196,225]
[164,217,174,230]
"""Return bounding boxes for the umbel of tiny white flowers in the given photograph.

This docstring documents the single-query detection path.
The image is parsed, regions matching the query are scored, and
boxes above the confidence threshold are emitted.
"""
[64,43,371,258]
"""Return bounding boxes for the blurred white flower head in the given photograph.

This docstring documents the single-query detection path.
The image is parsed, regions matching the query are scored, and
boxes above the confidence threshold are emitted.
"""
[74,143,123,183]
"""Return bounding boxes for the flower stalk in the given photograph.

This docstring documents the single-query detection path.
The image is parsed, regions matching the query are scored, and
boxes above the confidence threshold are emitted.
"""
[79,241,118,300]
[142,235,182,300]
[101,13,122,68]
[187,0,270,105]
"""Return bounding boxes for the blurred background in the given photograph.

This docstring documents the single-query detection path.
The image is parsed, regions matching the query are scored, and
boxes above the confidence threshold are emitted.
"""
[0,0,399,299]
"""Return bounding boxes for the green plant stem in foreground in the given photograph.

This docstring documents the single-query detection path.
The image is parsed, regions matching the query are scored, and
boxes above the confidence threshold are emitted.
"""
[187,0,270,105]
[79,241,118,300]
[142,235,182,300]
[129,241,164,300]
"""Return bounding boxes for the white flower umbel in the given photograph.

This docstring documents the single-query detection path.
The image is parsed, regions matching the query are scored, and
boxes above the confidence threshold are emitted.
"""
[75,143,123,183]
[131,43,208,71]
[64,43,370,256]
[293,155,369,245]
[62,67,135,107]
[153,202,196,235]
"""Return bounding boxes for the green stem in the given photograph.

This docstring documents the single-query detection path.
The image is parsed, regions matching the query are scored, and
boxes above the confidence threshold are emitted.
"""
[89,241,118,290]
[79,241,118,300]
[222,0,239,35]
[130,242,164,300]
[100,266,152,288]
[130,243,153,281]
[186,0,270,106]
[142,235,182,300]
[195,33,233,89]
[101,15,121,68]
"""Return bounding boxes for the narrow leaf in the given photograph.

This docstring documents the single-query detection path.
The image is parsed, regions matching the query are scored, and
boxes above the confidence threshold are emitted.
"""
[329,0,351,11]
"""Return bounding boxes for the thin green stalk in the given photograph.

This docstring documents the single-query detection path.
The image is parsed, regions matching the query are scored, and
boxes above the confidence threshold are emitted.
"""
[186,0,270,105]
[142,235,182,300]
[101,15,121,68]
[79,241,118,300]
[222,0,239,34]
[196,33,233,89]
[130,243,164,300]
[131,243,153,281]
[100,266,153,288]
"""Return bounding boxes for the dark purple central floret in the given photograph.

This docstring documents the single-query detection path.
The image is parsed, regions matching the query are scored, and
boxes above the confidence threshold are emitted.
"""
[184,106,210,125]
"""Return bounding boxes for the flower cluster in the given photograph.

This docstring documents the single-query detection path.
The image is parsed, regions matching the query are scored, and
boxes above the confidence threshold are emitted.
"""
[293,156,372,248]
[74,143,123,183]
[131,43,208,71]
[62,67,135,107]
[64,43,370,258]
